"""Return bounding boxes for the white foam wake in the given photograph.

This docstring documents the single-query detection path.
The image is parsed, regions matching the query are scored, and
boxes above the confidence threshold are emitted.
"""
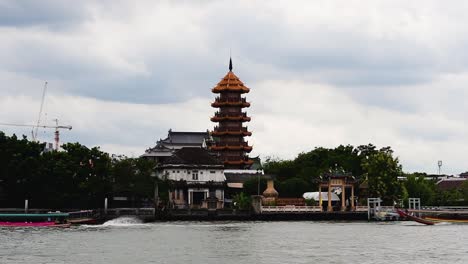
[102,216,145,227]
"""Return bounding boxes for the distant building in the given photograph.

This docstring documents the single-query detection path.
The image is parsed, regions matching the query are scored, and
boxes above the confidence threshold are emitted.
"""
[156,147,225,209]
[436,177,467,191]
[142,129,212,164]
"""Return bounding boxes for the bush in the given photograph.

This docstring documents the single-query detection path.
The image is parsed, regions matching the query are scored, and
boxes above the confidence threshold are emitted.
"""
[233,192,251,210]
[305,198,316,206]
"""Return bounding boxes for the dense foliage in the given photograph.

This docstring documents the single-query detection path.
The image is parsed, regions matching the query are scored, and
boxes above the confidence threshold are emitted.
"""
[263,144,468,206]
[0,132,156,209]
[1,131,467,208]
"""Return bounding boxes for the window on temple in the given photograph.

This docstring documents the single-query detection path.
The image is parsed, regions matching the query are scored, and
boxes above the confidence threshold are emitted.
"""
[192,171,198,180]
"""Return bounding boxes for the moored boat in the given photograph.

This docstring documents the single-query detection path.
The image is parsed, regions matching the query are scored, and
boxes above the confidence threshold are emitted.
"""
[0,221,71,228]
[0,213,70,228]
[409,209,468,224]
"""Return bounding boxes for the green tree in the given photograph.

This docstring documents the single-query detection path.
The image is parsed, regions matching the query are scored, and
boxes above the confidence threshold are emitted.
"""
[362,148,403,205]
[404,174,436,205]
[242,177,267,196]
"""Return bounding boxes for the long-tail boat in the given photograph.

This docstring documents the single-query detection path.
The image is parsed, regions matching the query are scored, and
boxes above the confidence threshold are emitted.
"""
[396,209,435,225]
[0,213,71,228]
[408,209,468,224]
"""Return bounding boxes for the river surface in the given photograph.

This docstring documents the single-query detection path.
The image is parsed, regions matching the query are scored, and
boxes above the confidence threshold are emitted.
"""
[1,217,467,264]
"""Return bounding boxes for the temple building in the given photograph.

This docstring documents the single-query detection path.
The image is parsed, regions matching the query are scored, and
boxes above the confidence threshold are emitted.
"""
[142,129,212,164]
[155,147,225,209]
[210,58,253,169]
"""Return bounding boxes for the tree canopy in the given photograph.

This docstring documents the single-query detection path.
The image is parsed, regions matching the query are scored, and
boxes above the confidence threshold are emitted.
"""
[0,132,156,209]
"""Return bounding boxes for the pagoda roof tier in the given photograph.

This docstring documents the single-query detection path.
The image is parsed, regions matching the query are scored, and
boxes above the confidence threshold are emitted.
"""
[211,116,251,122]
[211,98,250,108]
[212,71,250,94]
[211,112,251,122]
[210,145,253,152]
[211,127,251,136]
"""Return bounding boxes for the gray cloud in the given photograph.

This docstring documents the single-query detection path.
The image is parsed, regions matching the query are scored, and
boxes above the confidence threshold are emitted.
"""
[2,0,468,173]
[0,0,89,29]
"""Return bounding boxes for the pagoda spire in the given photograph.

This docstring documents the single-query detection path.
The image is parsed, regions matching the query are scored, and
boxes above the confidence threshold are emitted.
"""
[229,57,233,72]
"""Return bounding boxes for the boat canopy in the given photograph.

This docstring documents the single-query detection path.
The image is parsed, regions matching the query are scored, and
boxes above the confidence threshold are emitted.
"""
[303,192,340,201]
[0,213,69,218]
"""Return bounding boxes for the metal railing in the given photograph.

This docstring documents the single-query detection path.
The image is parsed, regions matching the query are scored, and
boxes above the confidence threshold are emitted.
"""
[261,206,322,213]
[355,206,368,212]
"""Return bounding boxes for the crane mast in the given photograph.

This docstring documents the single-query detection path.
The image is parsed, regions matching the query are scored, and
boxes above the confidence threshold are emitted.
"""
[33,82,48,141]
[0,82,72,151]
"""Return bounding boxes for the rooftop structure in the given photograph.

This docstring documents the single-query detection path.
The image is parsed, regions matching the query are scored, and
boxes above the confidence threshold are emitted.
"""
[163,147,222,167]
[142,129,212,163]
[319,172,357,212]
[156,147,225,209]
[210,58,253,169]
[436,177,467,191]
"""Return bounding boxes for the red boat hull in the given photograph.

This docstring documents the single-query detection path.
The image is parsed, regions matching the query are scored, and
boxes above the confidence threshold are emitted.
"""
[396,209,435,225]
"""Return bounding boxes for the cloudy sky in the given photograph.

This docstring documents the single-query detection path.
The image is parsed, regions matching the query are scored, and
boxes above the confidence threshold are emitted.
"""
[1,0,467,174]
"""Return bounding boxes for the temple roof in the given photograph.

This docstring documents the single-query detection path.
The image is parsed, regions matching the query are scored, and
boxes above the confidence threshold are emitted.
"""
[250,156,263,170]
[212,71,250,93]
[163,147,223,166]
[145,130,211,154]
[160,130,210,146]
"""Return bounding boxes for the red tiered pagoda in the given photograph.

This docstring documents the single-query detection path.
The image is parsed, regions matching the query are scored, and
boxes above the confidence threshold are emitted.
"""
[210,59,253,169]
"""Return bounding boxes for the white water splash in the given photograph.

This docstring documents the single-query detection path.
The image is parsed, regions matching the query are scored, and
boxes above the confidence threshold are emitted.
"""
[102,216,145,227]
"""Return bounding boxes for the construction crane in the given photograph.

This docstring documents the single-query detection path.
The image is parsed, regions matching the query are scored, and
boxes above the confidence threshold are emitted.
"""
[0,119,72,151]
[33,81,48,141]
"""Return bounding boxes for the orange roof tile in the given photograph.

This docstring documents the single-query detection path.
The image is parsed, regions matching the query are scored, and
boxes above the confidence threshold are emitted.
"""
[212,71,250,93]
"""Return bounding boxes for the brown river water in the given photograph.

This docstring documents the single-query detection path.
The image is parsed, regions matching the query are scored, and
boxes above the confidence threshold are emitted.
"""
[1,217,467,264]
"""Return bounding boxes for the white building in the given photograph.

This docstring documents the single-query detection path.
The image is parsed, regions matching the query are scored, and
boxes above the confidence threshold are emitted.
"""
[156,147,225,209]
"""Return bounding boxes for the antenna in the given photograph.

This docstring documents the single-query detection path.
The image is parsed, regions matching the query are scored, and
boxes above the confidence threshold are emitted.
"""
[34,82,48,141]
[438,160,443,176]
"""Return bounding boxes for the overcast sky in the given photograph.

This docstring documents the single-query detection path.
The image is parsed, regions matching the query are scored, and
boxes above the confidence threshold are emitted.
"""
[1,0,467,174]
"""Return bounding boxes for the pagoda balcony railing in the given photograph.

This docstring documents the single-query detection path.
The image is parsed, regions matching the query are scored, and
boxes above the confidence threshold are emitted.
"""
[214,97,247,103]
[214,141,250,147]
[213,126,249,132]
[213,112,248,118]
